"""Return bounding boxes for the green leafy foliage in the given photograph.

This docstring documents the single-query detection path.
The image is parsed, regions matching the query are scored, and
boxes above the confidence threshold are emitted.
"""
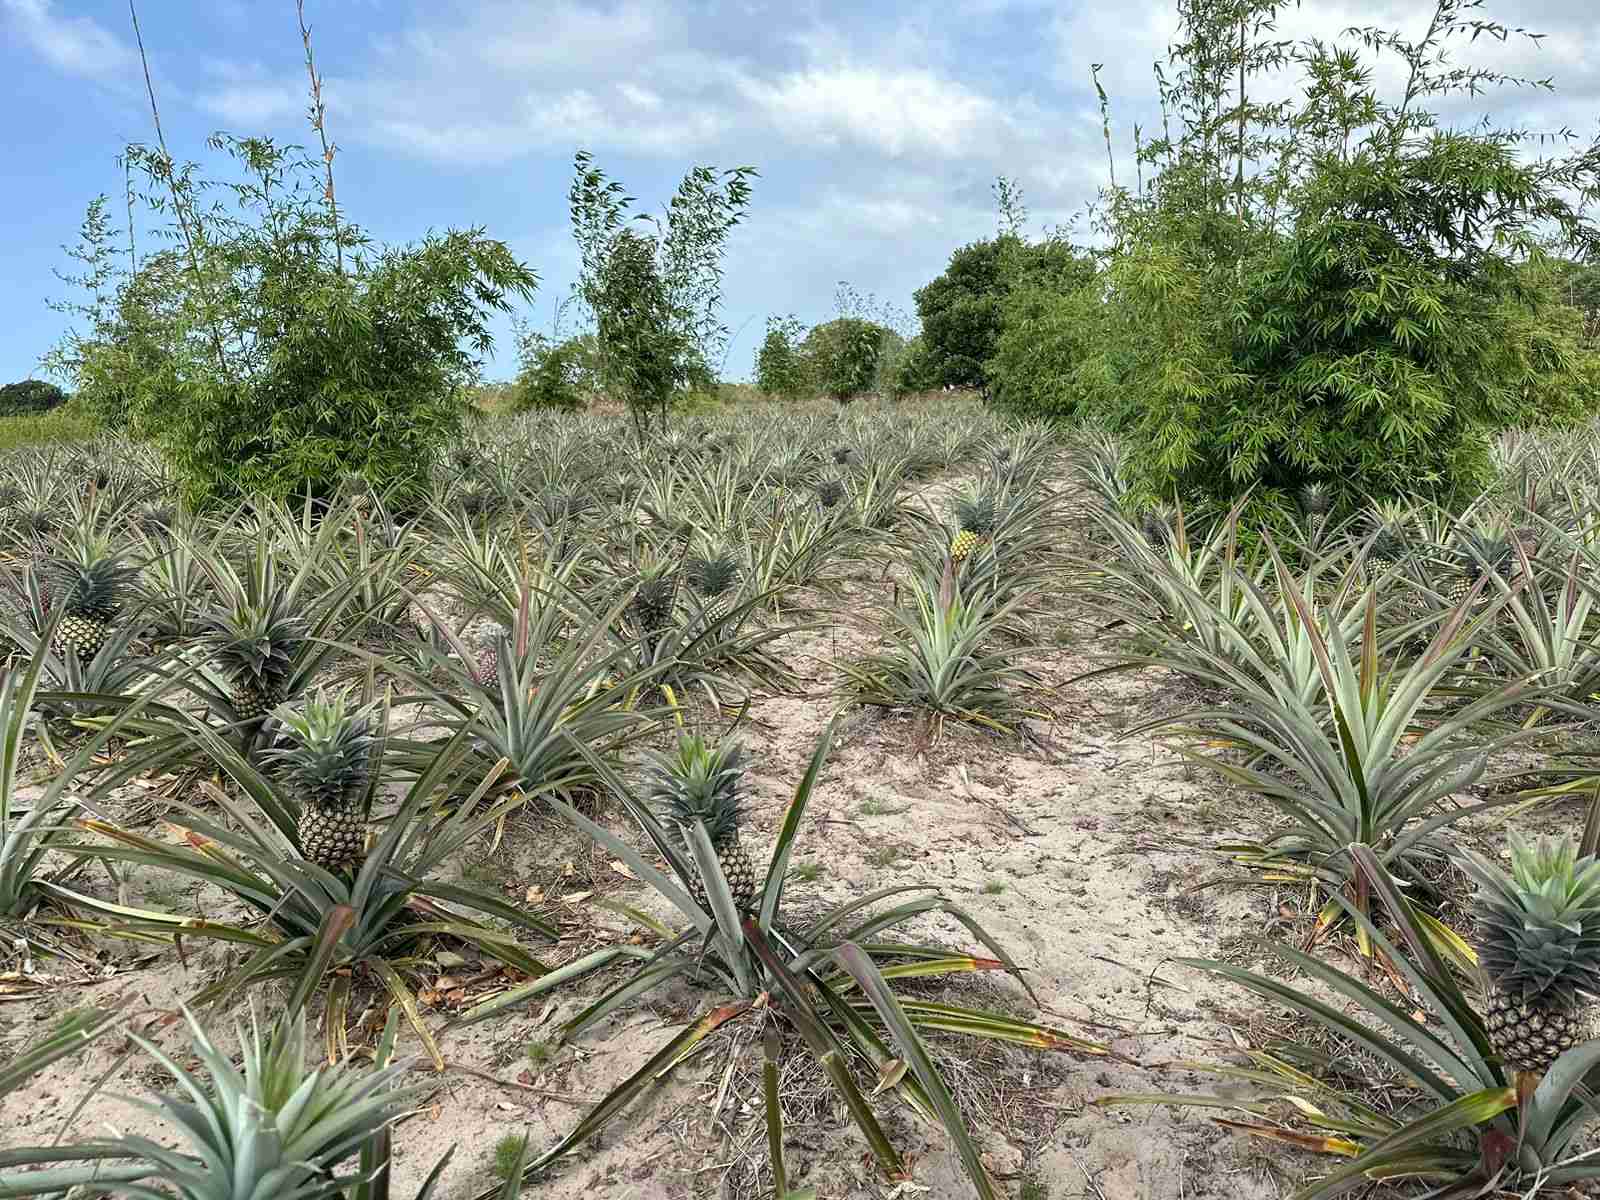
[755,314,812,398]
[568,151,756,435]
[802,317,899,403]
[914,235,1093,396]
[0,380,68,417]
[50,141,537,508]
[512,327,596,413]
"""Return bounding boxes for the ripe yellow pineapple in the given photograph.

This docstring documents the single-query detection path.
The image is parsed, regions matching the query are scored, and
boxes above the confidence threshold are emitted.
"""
[646,733,757,911]
[949,489,997,563]
[1460,833,1600,1075]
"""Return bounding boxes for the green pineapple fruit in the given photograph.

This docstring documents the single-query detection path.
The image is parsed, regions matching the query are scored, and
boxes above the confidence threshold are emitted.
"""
[1459,833,1600,1075]
[201,594,305,724]
[686,547,741,623]
[646,733,757,911]
[816,479,844,510]
[266,694,375,873]
[1141,505,1176,550]
[629,561,679,635]
[50,544,136,661]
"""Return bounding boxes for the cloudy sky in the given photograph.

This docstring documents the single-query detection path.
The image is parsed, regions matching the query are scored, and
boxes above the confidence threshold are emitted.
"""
[4,0,1598,385]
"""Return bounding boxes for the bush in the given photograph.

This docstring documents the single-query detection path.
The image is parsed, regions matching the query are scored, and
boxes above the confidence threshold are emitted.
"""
[0,380,68,417]
[0,400,98,452]
[512,331,596,412]
[987,282,1106,420]
[913,237,1094,396]
[50,140,536,507]
[754,315,811,398]
[802,318,900,402]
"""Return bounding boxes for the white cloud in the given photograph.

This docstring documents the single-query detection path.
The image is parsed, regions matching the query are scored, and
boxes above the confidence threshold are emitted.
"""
[735,65,1008,158]
[2,0,134,78]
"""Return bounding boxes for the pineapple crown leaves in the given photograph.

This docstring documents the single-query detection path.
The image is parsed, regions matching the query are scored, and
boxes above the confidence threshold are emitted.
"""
[949,487,999,536]
[1458,832,1600,1004]
[686,548,740,597]
[264,692,378,810]
[114,1003,425,1199]
[646,732,746,842]
[51,547,139,615]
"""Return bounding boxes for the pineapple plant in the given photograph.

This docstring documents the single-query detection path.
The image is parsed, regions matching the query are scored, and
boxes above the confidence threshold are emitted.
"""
[1441,524,1515,607]
[629,559,679,638]
[1298,481,1332,540]
[265,694,375,873]
[1459,833,1600,1075]
[1364,498,1415,574]
[686,546,740,622]
[949,487,998,563]
[200,595,306,723]
[646,733,757,911]
[49,540,136,661]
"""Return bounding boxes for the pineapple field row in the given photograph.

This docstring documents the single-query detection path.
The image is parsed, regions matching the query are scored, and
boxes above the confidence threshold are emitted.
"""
[5,395,1600,1199]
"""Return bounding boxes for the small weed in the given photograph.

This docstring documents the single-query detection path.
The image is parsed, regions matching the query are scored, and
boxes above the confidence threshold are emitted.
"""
[492,1134,529,1181]
[866,845,903,868]
[459,860,501,885]
[790,860,824,883]
[1019,1176,1049,1200]
[981,880,1006,895]
[860,797,907,817]
[525,1040,556,1067]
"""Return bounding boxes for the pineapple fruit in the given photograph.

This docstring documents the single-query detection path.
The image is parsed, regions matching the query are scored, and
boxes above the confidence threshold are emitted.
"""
[647,733,757,911]
[949,489,998,563]
[201,596,305,724]
[50,544,136,661]
[1459,833,1600,1075]
[686,547,740,623]
[266,694,375,874]
[629,562,679,636]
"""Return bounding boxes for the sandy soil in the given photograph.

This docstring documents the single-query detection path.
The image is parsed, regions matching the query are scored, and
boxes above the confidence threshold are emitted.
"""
[2,475,1446,1200]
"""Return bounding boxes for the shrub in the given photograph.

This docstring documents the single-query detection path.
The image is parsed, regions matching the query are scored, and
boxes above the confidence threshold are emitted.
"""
[913,236,1094,396]
[987,280,1106,420]
[802,317,899,402]
[753,314,811,398]
[512,329,596,412]
[0,380,67,417]
[50,140,536,508]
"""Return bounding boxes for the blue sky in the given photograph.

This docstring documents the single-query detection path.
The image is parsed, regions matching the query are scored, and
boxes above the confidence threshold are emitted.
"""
[4,0,1598,385]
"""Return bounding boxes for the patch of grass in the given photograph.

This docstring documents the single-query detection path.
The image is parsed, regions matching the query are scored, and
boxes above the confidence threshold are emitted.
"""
[1019,1175,1049,1200]
[790,860,824,883]
[0,402,98,451]
[981,879,1006,895]
[492,1134,528,1181]
[525,1039,556,1067]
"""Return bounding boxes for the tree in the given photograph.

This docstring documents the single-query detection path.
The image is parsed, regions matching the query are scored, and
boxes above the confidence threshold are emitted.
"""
[0,380,69,417]
[754,314,811,398]
[48,138,536,506]
[568,152,756,436]
[913,236,1094,396]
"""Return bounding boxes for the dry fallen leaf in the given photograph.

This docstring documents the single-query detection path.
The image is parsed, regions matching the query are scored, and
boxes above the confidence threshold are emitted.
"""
[609,860,637,880]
